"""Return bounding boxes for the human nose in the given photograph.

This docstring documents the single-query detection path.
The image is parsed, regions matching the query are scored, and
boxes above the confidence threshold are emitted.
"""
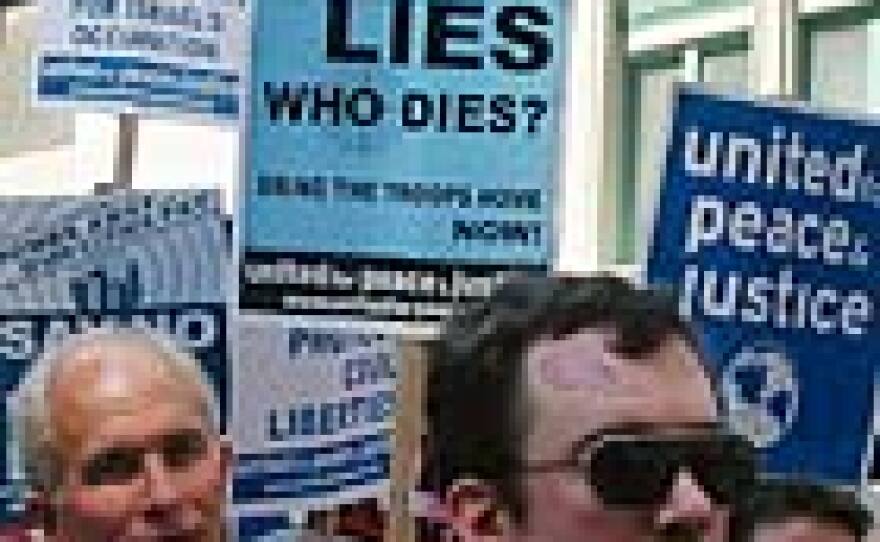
[143,452,181,507]
[654,469,720,536]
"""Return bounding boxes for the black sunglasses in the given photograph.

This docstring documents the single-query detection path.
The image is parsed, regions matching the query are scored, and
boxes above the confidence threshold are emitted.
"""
[525,423,758,510]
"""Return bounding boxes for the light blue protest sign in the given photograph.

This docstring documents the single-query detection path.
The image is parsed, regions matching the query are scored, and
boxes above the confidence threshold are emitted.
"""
[231,320,397,511]
[0,191,229,520]
[242,0,566,320]
[35,0,243,118]
[647,86,880,483]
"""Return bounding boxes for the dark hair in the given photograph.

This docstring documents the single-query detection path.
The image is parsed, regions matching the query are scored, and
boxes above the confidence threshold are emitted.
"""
[423,273,705,522]
[730,478,873,541]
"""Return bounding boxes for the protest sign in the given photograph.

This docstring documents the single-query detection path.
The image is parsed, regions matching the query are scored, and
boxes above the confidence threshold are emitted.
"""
[231,319,397,516]
[35,0,243,118]
[647,86,879,483]
[241,0,567,321]
[0,190,228,519]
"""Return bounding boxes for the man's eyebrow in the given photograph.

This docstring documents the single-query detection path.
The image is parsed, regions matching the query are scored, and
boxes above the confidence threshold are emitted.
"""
[159,428,209,448]
[161,427,206,438]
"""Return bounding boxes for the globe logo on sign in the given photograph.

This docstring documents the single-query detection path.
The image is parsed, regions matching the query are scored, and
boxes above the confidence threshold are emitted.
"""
[721,346,798,448]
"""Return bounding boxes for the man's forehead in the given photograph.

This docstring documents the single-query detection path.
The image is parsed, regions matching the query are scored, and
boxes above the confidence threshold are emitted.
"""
[522,328,716,459]
[524,328,699,391]
[51,379,209,465]
[525,328,616,392]
[57,339,164,372]
[50,340,189,399]
[48,341,206,441]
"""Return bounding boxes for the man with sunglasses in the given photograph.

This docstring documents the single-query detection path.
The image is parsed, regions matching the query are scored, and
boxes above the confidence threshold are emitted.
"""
[423,274,758,541]
[11,327,229,541]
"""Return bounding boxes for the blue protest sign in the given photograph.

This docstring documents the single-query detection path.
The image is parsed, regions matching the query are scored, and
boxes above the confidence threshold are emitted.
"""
[647,86,880,483]
[241,0,566,320]
[0,191,229,519]
[35,0,243,118]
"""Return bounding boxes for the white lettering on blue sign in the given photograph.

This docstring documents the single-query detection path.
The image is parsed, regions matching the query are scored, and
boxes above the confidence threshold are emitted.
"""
[683,127,872,203]
[34,310,220,352]
[680,265,872,336]
[0,321,37,363]
[647,88,880,482]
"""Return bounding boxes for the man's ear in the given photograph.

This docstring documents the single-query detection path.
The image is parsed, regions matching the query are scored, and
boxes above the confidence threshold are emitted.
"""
[444,478,510,539]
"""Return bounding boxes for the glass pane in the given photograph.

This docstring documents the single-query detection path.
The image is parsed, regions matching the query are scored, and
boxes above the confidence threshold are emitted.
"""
[702,50,752,93]
[633,67,682,263]
[626,43,751,265]
[809,19,880,113]
[810,25,869,110]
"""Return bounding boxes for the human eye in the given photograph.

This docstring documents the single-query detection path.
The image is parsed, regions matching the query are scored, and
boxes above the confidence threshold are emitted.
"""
[81,447,143,486]
[161,429,208,470]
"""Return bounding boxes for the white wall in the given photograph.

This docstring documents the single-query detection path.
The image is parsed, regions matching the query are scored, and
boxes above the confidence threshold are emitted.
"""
[0,111,118,195]
[133,118,238,212]
[0,112,238,209]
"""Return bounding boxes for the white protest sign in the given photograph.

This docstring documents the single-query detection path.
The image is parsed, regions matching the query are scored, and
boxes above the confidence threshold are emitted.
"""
[232,319,397,511]
[35,0,244,118]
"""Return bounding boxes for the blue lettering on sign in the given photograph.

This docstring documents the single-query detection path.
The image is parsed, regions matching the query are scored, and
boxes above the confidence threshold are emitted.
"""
[287,328,378,356]
[344,351,396,391]
[70,0,225,33]
[72,0,117,18]
[267,390,395,441]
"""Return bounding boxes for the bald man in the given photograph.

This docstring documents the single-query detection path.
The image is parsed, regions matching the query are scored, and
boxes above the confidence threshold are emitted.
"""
[12,328,229,542]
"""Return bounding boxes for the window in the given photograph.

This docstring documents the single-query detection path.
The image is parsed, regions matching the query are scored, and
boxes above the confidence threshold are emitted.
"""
[622,53,683,265]
[621,33,752,264]
[803,5,880,113]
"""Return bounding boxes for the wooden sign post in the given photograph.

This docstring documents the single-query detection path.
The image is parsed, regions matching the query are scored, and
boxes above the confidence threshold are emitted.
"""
[112,112,138,189]
[387,338,428,542]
